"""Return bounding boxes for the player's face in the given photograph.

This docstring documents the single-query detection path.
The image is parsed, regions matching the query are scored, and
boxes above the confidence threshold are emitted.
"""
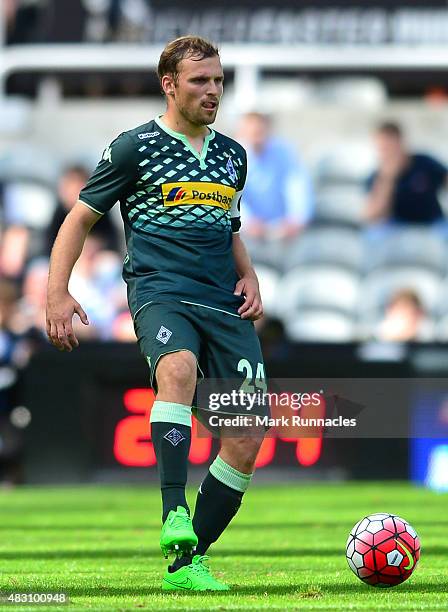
[171,55,224,126]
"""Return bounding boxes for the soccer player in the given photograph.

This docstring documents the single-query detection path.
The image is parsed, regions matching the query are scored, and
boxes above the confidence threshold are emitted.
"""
[46,36,267,591]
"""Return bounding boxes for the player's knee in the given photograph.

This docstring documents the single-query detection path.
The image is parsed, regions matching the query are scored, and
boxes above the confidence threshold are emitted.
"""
[222,435,264,473]
[156,350,197,393]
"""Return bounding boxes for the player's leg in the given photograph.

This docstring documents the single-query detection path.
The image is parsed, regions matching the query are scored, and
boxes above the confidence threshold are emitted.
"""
[134,304,200,557]
[190,306,268,558]
[153,350,198,557]
[135,303,229,591]
[193,427,265,556]
[154,353,230,590]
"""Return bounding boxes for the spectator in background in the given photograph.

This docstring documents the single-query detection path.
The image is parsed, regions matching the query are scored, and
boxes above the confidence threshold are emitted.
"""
[45,165,120,255]
[236,113,314,244]
[14,258,50,341]
[0,220,29,281]
[0,280,29,394]
[68,234,126,340]
[111,310,136,341]
[13,245,127,342]
[4,0,45,45]
[0,164,120,281]
[0,279,32,485]
[254,316,291,362]
[364,122,448,232]
[376,289,433,343]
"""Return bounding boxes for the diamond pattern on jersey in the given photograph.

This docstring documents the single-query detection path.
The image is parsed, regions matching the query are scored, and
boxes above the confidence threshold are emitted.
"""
[124,131,244,233]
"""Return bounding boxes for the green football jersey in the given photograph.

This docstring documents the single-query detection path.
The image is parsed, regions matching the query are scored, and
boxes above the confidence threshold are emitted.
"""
[79,116,247,319]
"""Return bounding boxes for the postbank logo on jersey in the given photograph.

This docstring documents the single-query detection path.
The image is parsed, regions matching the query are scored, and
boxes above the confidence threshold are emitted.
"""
[162,182,236,210]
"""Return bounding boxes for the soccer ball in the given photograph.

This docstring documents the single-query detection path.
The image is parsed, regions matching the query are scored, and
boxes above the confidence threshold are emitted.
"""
[346,513,421,587]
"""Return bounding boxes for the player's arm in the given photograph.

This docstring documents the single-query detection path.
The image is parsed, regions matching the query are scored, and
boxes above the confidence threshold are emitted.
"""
[46,132,138,351]
[46,202,101,352]
[232,233,263,321]
[231,146,262,320]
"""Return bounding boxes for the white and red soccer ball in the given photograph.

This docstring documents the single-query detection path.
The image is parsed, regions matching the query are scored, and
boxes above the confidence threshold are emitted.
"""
[346,513,421,587]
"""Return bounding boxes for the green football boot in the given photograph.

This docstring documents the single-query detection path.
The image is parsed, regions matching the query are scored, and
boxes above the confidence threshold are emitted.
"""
[162,554,230,591]
[160,506,198,559]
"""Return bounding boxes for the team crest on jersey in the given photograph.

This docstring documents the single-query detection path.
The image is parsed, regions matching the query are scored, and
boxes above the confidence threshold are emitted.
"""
[226,156,237,182]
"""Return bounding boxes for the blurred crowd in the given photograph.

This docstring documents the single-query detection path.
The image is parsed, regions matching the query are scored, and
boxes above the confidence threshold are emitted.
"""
[1,113,447,356]
[4,0,154,46]
[0,164,131,347]
[239,114,448,345]
[1,102,448,483]
[0,159,132,484]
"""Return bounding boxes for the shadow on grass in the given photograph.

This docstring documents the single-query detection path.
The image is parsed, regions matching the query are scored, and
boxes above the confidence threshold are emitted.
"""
[1,584,320,599]
[2,520,448,532]
[322,582,448,595]
[1,545,448,561]
[230,521,448,529]
[11,581,444,599]
[232,583,448,596]
[0,548,343,560]
[0,524,157,532]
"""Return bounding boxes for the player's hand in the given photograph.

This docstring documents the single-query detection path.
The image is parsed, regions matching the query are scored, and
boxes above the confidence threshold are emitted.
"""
[234,275,264,321]
[46,292,89,352]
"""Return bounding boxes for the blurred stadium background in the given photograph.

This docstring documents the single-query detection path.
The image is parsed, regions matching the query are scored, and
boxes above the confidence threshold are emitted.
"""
[1,0,448,489]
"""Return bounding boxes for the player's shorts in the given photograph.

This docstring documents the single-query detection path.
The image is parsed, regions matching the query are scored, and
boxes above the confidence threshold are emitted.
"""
[134,301,269,432]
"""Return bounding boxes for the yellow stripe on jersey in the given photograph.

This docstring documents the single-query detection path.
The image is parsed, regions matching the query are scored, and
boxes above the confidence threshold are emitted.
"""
[162,182,236,210]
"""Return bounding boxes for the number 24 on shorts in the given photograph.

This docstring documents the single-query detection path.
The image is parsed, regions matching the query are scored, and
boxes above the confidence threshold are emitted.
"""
[238,358,267,393]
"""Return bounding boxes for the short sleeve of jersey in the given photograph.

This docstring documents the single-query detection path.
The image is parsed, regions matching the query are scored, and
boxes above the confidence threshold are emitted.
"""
[79,132,138,215]
[230,147,247,233]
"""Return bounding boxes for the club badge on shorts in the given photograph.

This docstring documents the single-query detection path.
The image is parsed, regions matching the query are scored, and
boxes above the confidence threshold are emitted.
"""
[156,325,172,344]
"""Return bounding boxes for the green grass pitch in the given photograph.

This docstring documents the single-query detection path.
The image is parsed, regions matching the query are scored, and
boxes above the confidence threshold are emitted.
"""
[0,482,447,610]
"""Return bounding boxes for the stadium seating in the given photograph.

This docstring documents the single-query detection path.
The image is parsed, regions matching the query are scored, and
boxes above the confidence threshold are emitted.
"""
[315,78,387,109]
[285,308,356,342]
[0,144,59,184]
[435,314,448,341]
[277,264,361,315]
[364,227,447,274]
[2,180,55,229]
[242,237,287,272]
[286,226,363,271]
[313,142,375,183]
[311,142,374,226]
[314,182,364,226]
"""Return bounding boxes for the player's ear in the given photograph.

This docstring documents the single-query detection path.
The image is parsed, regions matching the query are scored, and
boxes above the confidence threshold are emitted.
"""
[161,74,175,97]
